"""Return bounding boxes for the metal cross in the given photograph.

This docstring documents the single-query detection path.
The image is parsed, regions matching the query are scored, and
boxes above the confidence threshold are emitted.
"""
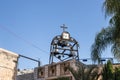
[60,24,68,32]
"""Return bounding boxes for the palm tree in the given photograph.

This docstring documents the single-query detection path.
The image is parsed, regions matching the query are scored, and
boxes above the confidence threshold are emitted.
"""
[68,62,100,80]
[91,0,120,63]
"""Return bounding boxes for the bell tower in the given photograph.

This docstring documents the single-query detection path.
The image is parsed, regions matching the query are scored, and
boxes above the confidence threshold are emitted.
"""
[49,24,79,64]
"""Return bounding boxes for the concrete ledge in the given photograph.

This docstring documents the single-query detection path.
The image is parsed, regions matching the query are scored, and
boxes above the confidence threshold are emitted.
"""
[0,48,19,57]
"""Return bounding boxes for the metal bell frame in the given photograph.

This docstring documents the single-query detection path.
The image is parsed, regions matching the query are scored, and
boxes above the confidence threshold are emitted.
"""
[49,31,79,64]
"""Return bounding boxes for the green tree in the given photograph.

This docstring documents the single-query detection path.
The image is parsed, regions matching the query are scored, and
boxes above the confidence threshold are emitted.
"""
[91,0,120,62]
[114,67,120,80]
[102,60,113,80]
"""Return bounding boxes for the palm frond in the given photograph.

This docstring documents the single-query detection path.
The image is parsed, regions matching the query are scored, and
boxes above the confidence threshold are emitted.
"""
[91,27,113,63]
[85,66,96,80]
[111,43,120,61]
[92,0,120,63]
[103,0,120,17]
[68,62,99,80]
[68,66,81,80]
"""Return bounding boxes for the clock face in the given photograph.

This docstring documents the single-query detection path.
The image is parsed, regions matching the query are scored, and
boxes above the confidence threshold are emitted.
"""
[62,32,70,40]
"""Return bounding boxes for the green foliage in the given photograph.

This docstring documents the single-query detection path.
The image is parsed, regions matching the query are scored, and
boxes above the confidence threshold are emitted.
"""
[102,60,114,80]
[91,0,120,63]
[103,0,120,17]
[91,27,114,63]
[102,60,120,80]
[114,67,120,80]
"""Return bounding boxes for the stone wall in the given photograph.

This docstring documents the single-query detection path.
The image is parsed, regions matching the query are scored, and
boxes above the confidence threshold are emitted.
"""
[34,59,76,80]
[16,59,120,80]
[0,48,19,80]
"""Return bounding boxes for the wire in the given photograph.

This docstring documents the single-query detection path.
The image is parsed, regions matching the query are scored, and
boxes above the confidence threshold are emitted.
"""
[0,25,48,54]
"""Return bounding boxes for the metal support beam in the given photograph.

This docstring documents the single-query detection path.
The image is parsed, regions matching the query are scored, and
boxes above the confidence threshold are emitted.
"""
[19,54,40,67]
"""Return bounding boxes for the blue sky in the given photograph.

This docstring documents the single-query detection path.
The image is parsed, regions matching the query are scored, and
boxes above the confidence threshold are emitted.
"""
[0,0,112,69]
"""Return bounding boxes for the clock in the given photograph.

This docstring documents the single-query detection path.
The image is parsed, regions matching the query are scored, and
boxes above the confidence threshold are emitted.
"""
[62,32,70,40]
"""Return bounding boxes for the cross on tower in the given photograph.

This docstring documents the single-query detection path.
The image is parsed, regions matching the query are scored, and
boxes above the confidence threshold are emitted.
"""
[60,24,68,32]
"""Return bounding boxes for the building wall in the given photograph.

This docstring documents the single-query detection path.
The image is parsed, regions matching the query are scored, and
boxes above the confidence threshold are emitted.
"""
[16,59,120,80]
[0,48,19,80]
[16,69,34,80]
[17,73,34,80]
[34,59,76,80]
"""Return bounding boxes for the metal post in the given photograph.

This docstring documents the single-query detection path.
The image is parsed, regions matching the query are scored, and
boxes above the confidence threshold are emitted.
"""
[19,54,40,67]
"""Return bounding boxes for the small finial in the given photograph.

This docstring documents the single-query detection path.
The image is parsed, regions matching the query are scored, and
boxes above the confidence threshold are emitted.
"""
[60,24,68,32]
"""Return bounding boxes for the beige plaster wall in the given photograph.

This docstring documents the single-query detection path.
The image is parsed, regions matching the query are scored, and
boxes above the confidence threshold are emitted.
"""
[0,48,19,80]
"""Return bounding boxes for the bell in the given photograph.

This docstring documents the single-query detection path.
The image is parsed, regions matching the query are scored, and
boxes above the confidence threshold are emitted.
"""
[57,41,61,46]
[69,51,75,57]
[55,49,58,52]
[53,52,60,56]
[68,53,73,57]
[57,41,67,47]
[52,49,60,56]
[57,56,61,59]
